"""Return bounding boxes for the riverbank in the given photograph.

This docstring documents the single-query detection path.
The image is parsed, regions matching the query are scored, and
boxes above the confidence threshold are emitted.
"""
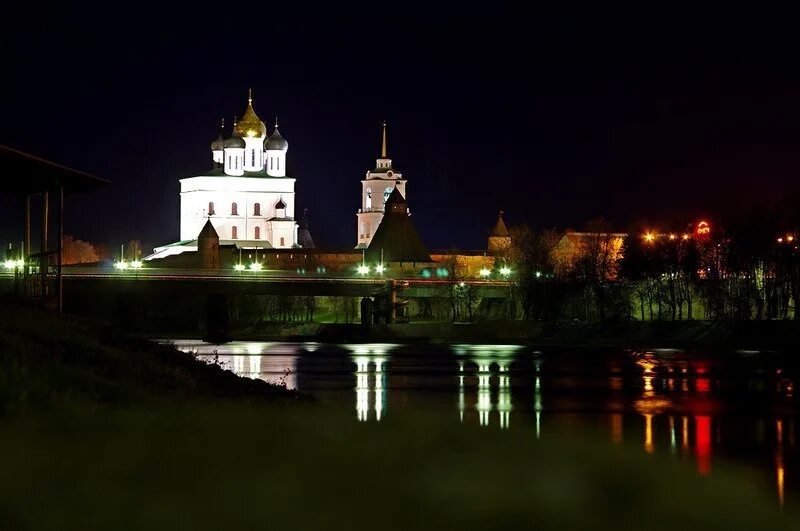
[160,319,800,351]
[0,302,294,412]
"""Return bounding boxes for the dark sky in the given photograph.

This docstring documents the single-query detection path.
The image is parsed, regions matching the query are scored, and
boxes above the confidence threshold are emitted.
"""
[2,6,799,252]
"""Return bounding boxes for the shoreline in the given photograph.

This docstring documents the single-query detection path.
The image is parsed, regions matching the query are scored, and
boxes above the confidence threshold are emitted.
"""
[151,319,800,351]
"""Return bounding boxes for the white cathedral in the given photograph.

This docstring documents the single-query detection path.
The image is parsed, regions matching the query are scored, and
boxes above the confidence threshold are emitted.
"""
[356,122,406,248]
[148,91,298,260]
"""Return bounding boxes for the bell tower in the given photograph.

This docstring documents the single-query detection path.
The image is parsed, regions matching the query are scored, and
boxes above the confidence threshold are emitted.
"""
[356,122,407,248]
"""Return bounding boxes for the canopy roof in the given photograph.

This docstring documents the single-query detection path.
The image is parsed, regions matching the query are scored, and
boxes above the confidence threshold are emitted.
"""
[1,145,109,195]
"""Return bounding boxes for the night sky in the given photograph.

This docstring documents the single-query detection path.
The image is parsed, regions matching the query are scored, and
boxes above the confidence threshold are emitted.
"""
[2,7,799,253]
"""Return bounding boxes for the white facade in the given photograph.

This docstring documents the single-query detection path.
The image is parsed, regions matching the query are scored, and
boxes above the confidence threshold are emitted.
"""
[148,91,298,260]
[179,176,297,247]
[356,122,406,248]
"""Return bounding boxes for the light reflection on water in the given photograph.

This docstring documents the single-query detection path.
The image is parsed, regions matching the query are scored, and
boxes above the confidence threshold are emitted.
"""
[168,340,797,510]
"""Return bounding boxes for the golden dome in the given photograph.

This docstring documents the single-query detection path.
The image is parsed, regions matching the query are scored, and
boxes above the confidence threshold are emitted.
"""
[234,89,267,138]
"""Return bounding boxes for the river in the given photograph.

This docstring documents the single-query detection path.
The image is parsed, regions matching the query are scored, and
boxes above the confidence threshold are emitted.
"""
[169,340,797,512]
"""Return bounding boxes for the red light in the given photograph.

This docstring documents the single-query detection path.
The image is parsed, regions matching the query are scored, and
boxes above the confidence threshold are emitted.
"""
[696,220,711,238]
[695,416,712,475]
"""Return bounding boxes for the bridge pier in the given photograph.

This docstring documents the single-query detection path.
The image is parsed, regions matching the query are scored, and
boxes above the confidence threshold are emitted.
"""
[204,293,230,343]
[360,297,374,327]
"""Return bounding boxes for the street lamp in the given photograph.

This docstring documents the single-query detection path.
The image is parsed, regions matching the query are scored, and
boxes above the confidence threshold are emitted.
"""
[4,260,15,270]
[357,264,370,275]
[500,266,511,277]
[114,261,129,270]
[234,263,246,272]
[375,264,385,274]
[479,268,491,278]
[249,262,262,271]
[130,260,143,269]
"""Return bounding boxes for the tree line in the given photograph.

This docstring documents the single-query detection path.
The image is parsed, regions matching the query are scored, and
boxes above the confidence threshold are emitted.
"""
[502,208,799,322]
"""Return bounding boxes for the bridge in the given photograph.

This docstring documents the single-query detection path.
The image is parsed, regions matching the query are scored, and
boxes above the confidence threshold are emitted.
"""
[2,267,510,298]
[1,266,511,340]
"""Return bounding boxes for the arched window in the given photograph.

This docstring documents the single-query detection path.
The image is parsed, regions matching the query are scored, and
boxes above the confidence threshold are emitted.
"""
[254,203,261,216]
[383,187,394,204]
[231,202,238,216]
[269,158,273,170]
[365,189,372,210]
[277,158,280,171]
[280,237,285,247]
[254,226,260,240]
[231,226,238,239]
[208,202,215,216]
[251,150,256,166]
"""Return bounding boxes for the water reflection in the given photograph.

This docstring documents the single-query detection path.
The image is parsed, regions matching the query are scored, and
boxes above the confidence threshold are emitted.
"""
[777,418,785,508]
[348,344,392,422]
[172,341,300,390]
[458,359,513,429]
[455,345,520,429]
[166,339,797,509]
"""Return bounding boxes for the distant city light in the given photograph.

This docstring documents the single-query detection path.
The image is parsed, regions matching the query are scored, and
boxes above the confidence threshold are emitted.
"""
[500,266,512,276]
[130,260,143,269]
[249,262,262,271]
[535,271,542,278]
[788,235,795,243]
[458,281,466,287]
[682,234,690,240]
[114,261,129,270]
[777,237,784,244]
[696,220,711,238]
[375,264,386,274]
[357,265,370,275]
[234,263,246,271]
[644,233,655,243]
[479,268,491,277]
[668,234,676,240]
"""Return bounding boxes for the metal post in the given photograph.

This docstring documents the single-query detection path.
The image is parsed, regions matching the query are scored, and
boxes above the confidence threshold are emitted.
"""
[40,190,49,303]
[24,195,30,276]
[58,184,64,315]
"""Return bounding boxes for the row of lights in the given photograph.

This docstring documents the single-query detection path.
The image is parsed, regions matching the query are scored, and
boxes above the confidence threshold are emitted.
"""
[479,266,513,277]
[644,232,693,243]
[357,264,386,275]
[114,260,143,270]
[234,262,264,271]
[777,235,795,244]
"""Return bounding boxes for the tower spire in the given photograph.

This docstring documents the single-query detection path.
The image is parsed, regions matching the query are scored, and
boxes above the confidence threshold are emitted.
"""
[381,121,388,158]
[248,88,252,104]
[275,116,279,129]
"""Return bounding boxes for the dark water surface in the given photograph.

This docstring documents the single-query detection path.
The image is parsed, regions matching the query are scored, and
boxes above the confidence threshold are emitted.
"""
[171,340,798,512]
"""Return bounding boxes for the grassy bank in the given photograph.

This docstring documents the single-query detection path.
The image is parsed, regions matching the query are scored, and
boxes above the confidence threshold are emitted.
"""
[0,302,293,412]
[0,405,796,530]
